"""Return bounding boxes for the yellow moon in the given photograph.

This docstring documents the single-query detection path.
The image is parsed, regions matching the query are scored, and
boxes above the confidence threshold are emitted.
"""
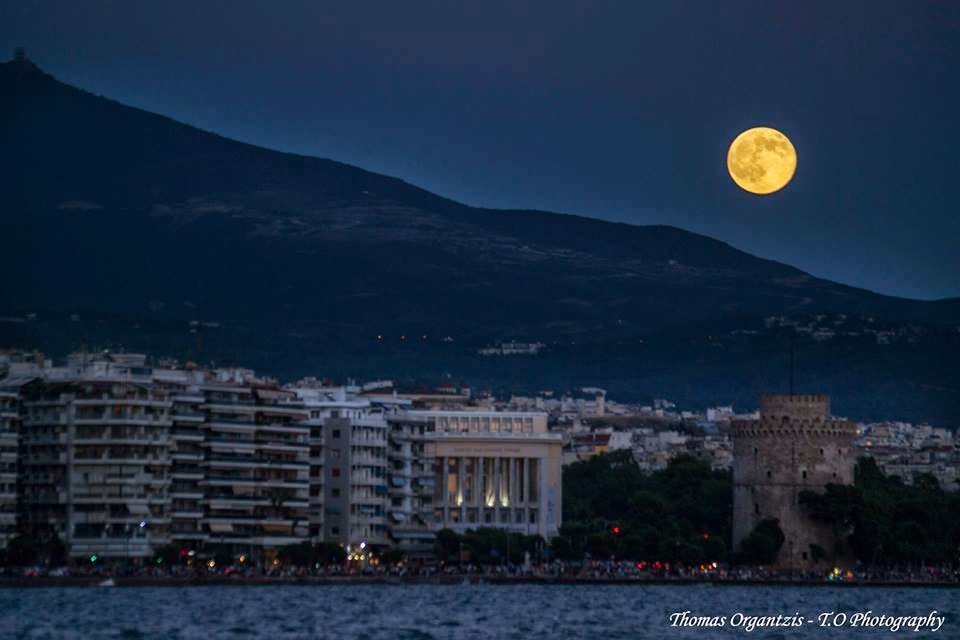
[726,127,797,194]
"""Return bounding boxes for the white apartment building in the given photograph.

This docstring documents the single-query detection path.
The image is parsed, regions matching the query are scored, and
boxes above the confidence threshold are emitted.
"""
[0,389,19,547]
[15,359,173,560]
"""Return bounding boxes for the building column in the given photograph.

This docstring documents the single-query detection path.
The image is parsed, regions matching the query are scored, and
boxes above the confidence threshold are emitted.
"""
[475,456,483,509]
[457,457,466,520]
[525,458,531,505]
[474,456,482,508]
[441,455,448,523]
[493,456,501,522]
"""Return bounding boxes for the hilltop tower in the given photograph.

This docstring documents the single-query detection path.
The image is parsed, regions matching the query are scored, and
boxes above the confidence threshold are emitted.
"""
[732,394,856,569]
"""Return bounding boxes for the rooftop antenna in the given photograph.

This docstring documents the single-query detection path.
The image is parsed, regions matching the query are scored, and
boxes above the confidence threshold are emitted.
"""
[189,322,204,363]
[788,330,796,396]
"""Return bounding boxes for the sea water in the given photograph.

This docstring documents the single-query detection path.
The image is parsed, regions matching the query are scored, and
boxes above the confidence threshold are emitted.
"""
[0,584,955,639]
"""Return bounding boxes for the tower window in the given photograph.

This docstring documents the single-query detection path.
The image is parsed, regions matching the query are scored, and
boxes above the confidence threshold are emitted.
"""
[766,470,771,478]
[754,503,760,515]
[802,471,807,479]
[819,448,824,455]
[753,447,758,454]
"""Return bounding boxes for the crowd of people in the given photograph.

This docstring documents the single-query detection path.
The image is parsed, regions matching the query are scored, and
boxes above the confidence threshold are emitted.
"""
[2,559,959,584]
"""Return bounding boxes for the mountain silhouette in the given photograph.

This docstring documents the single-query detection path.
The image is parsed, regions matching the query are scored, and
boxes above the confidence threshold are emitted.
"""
[2,53,958,423]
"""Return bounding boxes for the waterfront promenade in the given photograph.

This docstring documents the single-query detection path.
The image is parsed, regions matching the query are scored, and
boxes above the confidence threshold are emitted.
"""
[2,561,957,588]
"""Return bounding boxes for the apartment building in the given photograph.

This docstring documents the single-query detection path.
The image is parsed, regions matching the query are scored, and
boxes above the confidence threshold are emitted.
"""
[386,411,438,558]
[199,374,310,561]
[292,386,396,550]
[16,356,173,560]
[0,388,19,547]
[157,369,207,550]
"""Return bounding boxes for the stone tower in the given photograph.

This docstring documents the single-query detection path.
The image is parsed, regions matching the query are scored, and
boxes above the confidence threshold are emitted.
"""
[732,394,856,569]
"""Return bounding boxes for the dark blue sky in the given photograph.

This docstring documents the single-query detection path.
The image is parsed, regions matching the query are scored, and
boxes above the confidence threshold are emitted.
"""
[3,1,958,299]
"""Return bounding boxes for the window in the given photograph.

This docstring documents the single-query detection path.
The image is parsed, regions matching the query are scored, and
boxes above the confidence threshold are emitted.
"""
[332,429,341,439]
[802,551,808,560]
[332,467,341,478]
[331,526,340,535]
[766,470,771,479]
[754,503,760,515]
[331,488,341,498]
[802,471,807,479]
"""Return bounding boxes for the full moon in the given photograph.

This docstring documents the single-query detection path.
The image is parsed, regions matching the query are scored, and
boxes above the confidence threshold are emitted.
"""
[726,127,797,195]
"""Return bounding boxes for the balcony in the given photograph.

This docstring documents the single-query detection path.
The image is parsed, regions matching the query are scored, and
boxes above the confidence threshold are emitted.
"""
[350,475,386,487]
[73,455,169,466]
[351,437,386,447]
[256,442,308,453]
[171,471,204,480]
[171,510,205,519]
[171,452,204,462]
[171,429,204,440]
[73,437,168,446]
[74,417,172,427]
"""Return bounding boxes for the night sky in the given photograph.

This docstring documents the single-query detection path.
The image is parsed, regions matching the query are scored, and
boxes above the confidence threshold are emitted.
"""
[3,1,958,299]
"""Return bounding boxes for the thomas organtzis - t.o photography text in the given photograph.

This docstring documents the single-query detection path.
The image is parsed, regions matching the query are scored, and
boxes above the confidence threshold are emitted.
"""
[668,610,946,634]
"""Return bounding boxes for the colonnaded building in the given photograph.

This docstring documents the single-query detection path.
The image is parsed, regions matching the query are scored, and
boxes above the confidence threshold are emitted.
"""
[732,393,857,569]
[0,351,562,563]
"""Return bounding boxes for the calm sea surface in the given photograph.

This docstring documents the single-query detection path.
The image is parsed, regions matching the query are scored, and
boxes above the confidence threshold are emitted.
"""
[0,584,956,639]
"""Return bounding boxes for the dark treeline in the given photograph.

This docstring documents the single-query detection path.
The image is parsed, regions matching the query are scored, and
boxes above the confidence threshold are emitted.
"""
[799,457,960,565]
[555,451,960,567]
[555,451,732,564]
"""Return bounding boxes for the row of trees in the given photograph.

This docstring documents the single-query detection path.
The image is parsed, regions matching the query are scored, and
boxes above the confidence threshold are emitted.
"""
[799,457,960,565]
[0,533,67,567]
[556,451,738,563]
[560,450,960,566]
[435,527,545,564]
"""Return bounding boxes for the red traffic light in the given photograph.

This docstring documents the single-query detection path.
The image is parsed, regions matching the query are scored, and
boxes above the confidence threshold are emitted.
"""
[612,526,621,535]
